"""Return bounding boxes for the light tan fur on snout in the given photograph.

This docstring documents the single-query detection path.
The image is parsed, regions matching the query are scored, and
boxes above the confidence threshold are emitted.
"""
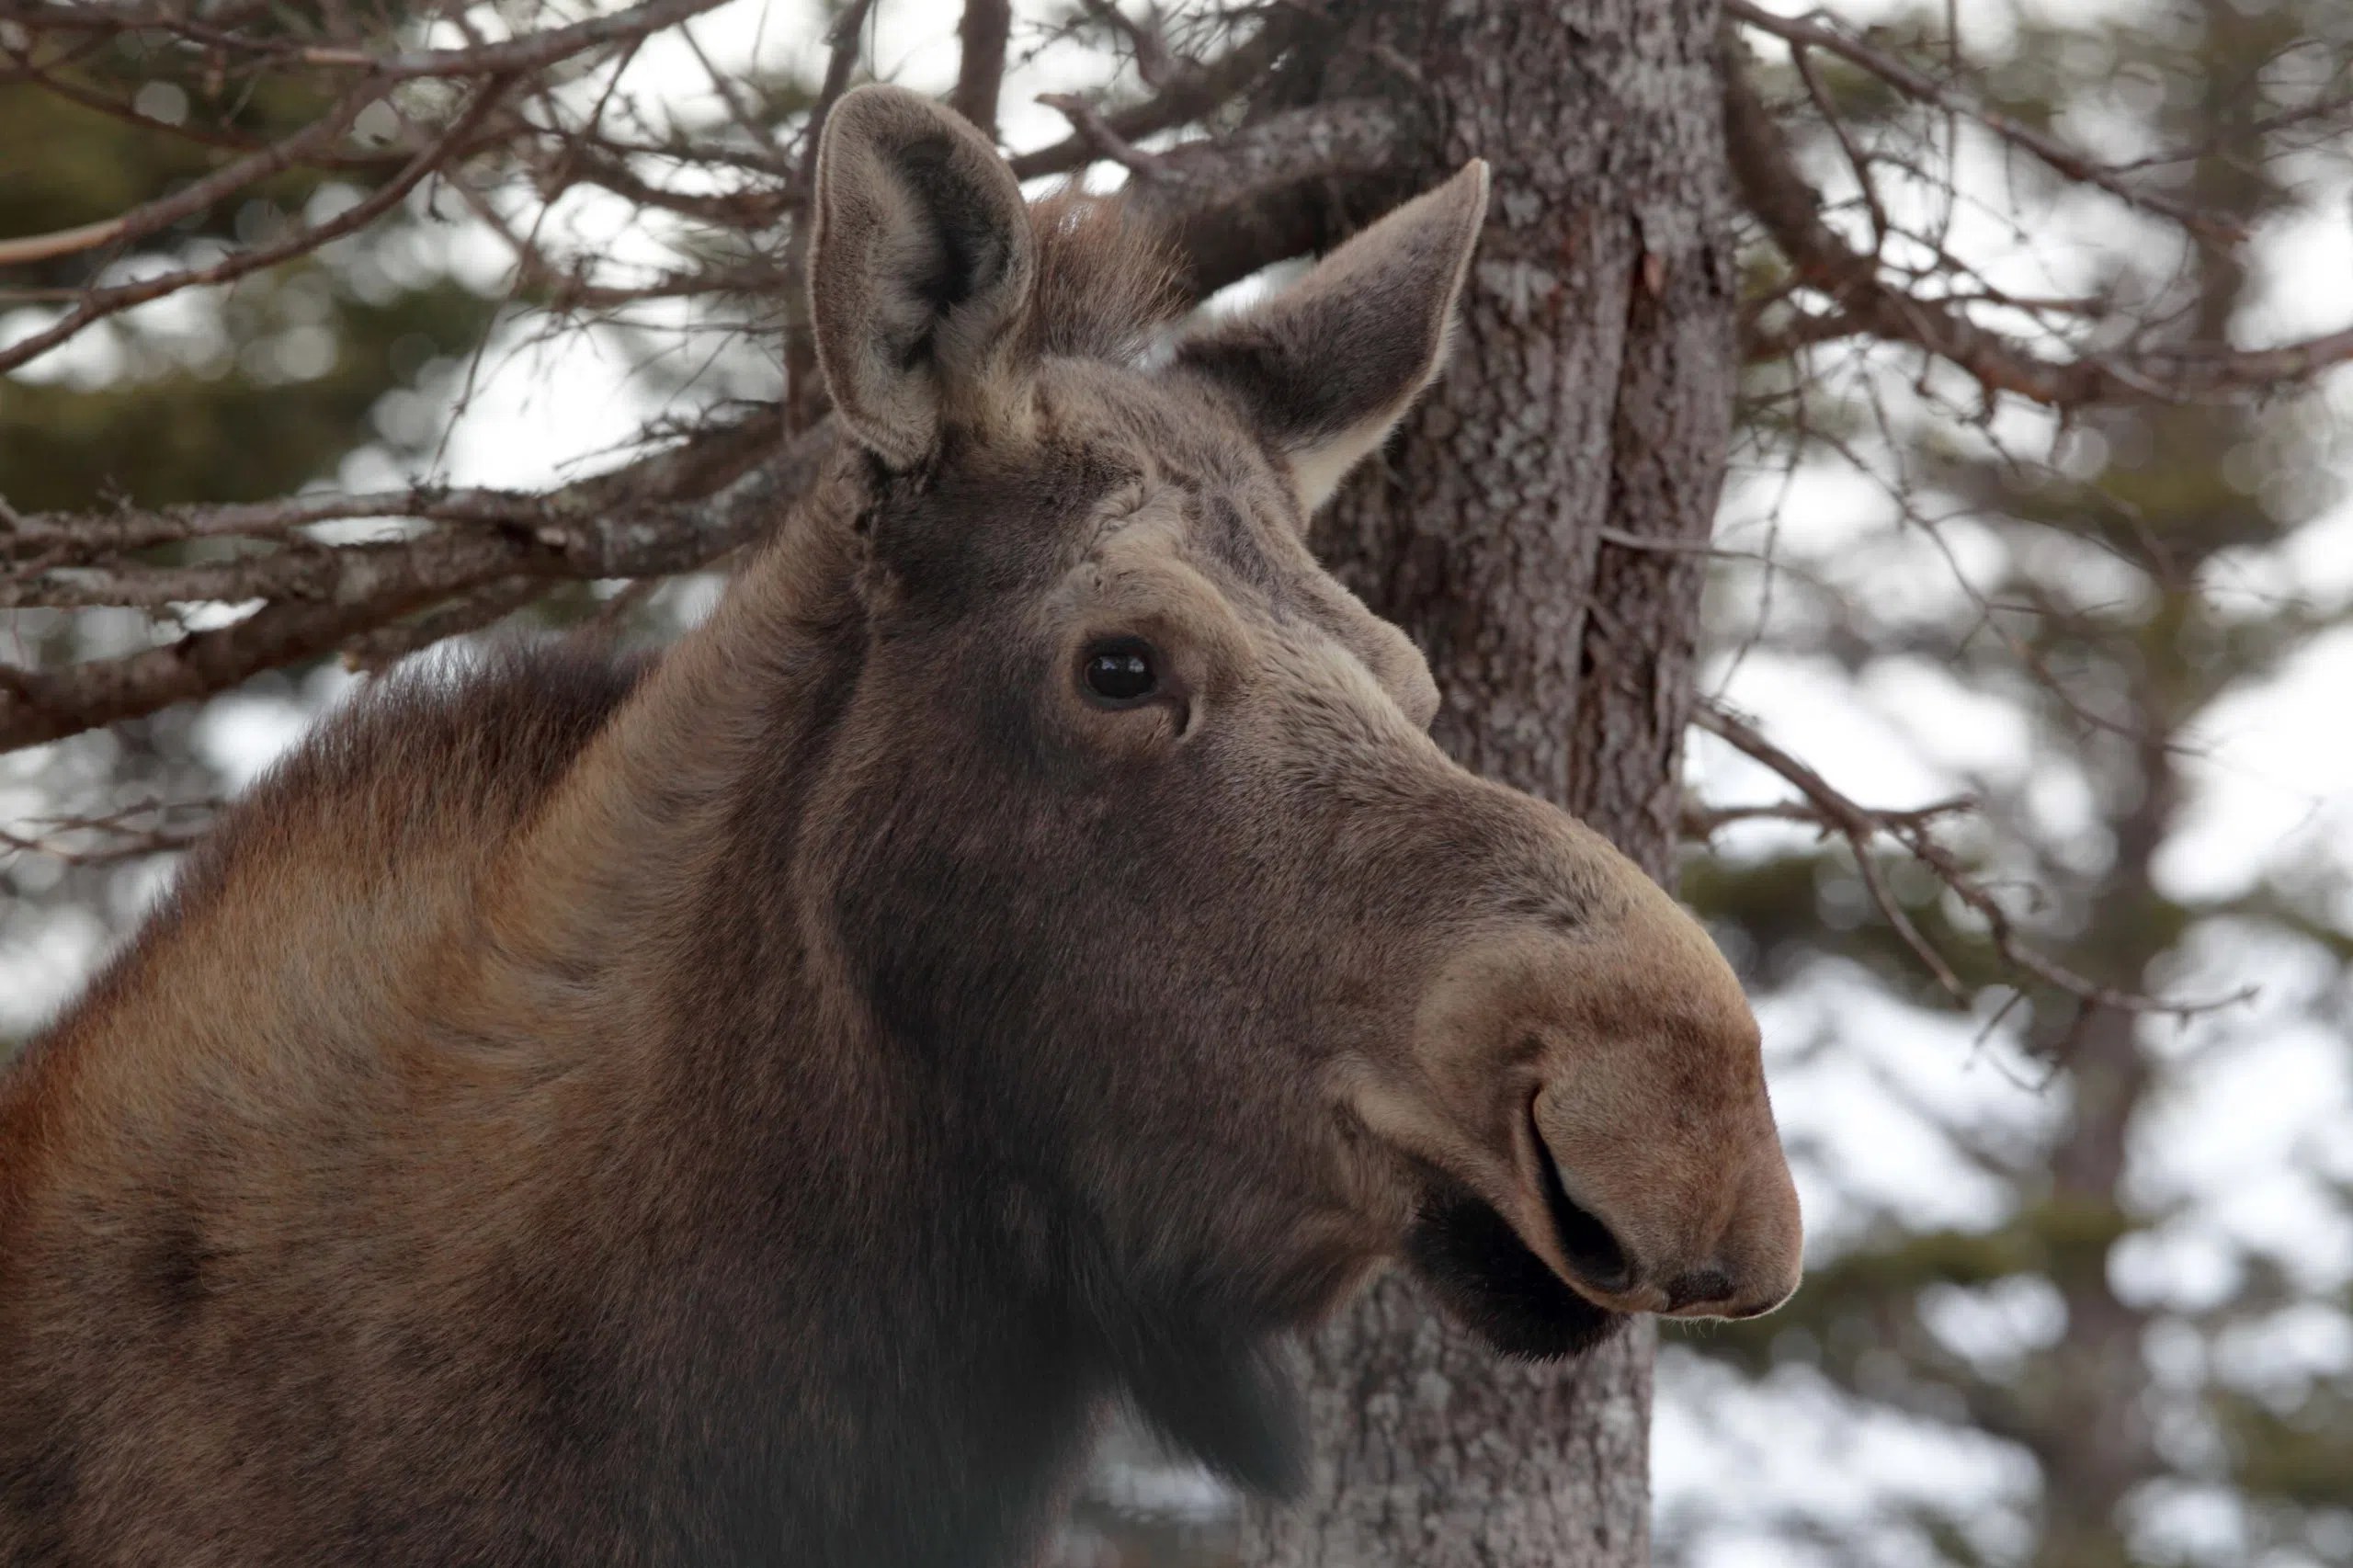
[1348,865,1802,1320]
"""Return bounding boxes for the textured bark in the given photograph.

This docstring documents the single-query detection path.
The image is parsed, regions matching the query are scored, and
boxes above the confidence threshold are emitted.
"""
[1242,1,1738,1563]
[949,0,1011,142]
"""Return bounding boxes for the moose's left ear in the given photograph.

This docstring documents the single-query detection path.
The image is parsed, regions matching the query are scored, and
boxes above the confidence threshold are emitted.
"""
[1174,161,1488,511]
[809,85,1037,469]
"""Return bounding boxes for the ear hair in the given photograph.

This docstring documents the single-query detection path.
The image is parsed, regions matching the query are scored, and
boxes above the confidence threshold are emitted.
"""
[1174,161,1490,511]
[808,85,1037,468]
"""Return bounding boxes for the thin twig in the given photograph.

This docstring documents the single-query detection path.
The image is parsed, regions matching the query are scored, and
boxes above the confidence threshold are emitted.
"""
[290,0,739,79]
[1789,40,1886,253]
[1723,0,2248,244]
[341,574,554,673]
[1722,62,2353,408]
[1006,10,1312,182]
[0,416,838,751]
[1079,0,1174,88]
[0,76,518,376]
[1691,699,2252,1019]
[0,75,384,267]
[950,0,1013,142]
[1036,92,1165,179]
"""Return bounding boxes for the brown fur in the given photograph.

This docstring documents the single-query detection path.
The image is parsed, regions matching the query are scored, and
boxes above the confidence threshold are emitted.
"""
[1021,187,1182,361]
[0,87,1800,1568]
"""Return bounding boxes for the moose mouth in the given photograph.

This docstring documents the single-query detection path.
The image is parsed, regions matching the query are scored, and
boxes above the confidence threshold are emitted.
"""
[1399,1108,1630,1360]
[1531,1105,1635,1298]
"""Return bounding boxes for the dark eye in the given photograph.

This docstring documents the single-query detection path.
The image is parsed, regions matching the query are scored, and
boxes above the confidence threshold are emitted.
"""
[1082,639,1158,705]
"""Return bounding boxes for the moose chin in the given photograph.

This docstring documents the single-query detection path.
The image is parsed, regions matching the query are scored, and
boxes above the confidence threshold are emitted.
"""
[0,83,1800,1568]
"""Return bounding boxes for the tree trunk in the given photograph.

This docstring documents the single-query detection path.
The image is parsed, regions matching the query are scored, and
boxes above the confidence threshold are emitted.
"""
[1239,1,1738,1563]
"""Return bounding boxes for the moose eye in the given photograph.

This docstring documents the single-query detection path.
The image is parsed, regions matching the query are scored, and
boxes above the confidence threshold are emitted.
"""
[1082,639,1158,705]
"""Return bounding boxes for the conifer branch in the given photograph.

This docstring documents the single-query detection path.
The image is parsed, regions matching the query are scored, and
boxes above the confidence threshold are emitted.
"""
[1690,699,2255,1024]
[1724,63,2353,408]
[1723,0,2248,244]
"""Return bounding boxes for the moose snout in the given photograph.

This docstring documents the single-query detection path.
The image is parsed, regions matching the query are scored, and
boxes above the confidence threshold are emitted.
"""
[1529,1080,1803,1322]
[1368,822,1806,1333]
[1628,1176,1804,1323]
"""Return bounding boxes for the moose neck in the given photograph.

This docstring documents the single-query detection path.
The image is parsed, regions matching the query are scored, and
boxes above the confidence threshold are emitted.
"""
[465,489,1111,1564]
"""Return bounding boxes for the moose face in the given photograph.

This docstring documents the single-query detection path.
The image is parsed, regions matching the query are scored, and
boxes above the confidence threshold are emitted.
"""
[804,86,1802,1381]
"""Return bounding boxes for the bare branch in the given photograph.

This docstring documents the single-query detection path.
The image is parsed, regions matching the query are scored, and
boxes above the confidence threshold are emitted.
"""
[341,575,557,673]
[0,113,1406,753]
[0,216,134,269]
[0,77,383,267]
[1788,38,1885,251]
[0,405,791,557]
[0,0,262,51]
[801,0,877,158]
[950,0,1013,142]
[6,490,509,557]
[0,0,740,77]
[1079,0,1174,88]
[0,0,755,281]
[292,0,741,79]
[1681,795,1974,837]
[0,76,518,376]
[1723,63,2353,408]
[0,802,218,865]
[1125,97,1409,296]
[1036,91,1165,179]
[1722,0,2247,244]
[1006,11,1314,182]
[0,55,412,169]
[563,149,792,227]
[1690,699,2252,1020]
[0,417,837,751]
[2,596,438,755]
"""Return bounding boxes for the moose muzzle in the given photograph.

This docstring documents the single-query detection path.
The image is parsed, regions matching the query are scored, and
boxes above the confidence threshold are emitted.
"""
[1347,807,1803,1342]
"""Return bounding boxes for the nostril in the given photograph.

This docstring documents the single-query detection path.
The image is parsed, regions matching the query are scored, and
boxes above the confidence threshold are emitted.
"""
[1662,1267,1734,1313]
[1533,1121,1632,1295]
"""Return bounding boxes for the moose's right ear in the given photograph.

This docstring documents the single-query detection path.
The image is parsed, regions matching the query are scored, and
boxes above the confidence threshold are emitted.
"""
[1174,162,1487,512]
[809,85,1037,469]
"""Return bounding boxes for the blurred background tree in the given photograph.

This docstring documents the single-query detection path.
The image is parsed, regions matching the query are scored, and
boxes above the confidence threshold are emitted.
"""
[7,1,2353,1565]
[1,12,499,1036]
[1665,4,2353,1566]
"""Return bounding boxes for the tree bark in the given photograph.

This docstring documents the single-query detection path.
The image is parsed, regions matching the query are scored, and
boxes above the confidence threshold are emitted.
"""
[1240,1,1738,1563]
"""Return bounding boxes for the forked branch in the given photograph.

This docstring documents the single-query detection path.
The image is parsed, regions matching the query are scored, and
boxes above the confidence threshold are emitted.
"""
[1690,700,2253,1024]
[0,79,517,375]
[1722,63,2353,408]
[1723,0,2247,244]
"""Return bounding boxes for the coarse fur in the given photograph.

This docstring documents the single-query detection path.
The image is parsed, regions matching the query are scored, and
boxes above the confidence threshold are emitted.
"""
[0,87,1802,1567]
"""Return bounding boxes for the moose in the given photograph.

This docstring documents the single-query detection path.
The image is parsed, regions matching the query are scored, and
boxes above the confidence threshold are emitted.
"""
[0,85,1802,1567]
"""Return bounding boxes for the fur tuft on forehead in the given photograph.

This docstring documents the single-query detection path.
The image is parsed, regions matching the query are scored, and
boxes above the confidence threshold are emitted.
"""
[1022,188,1183,363]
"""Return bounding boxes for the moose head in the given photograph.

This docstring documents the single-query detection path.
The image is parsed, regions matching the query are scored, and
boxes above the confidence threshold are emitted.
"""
[788,83,1802,1443]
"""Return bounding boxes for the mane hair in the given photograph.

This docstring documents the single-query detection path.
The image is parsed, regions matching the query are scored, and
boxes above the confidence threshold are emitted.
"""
[1021,188,1183,362]
[6,642,648,1085]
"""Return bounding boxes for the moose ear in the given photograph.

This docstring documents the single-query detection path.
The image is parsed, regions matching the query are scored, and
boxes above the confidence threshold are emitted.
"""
[809,85,1037,468]
[1175,161,1488,511]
